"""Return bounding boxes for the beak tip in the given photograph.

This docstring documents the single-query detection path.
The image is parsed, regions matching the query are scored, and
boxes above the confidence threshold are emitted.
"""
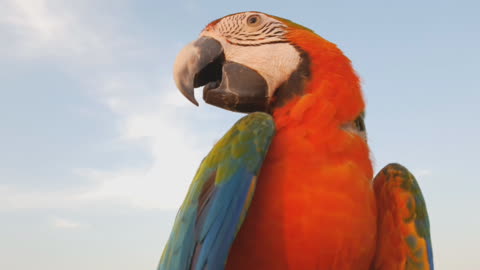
[190,98,200,106]
[174,77,199,106]
[184,90,199,106]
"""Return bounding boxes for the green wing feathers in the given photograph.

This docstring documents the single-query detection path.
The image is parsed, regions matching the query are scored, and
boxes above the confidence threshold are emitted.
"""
[372,163,434,270]
[158,112,275,270]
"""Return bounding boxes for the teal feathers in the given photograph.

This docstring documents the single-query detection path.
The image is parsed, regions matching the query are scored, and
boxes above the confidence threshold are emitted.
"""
[158,112,275,270]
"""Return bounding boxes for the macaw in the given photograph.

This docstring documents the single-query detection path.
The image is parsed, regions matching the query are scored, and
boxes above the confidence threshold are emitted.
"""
[159,11,433,270]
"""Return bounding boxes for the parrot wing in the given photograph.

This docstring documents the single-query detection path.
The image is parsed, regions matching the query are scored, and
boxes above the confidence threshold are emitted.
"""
[372,163,434,270]
[158,112,275,270]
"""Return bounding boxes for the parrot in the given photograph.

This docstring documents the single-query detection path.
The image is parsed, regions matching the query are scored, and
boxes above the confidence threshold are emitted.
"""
[158,11,433,270]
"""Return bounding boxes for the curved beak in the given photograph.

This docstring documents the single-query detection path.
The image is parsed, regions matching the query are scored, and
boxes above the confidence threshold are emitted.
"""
[173,36,268,112]
[173,37,224,106]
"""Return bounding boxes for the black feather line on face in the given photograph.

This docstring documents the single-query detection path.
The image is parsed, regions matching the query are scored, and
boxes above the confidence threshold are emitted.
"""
[236,32,263,38]
[258,23,269,33]
[229,35,284,42]
[227,40,289,47]
[263,24,278,34]
[232,19,241,33]
[213,13,288,46]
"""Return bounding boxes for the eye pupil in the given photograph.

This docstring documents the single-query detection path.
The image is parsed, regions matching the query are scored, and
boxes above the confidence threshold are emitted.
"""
[247,15,260,26]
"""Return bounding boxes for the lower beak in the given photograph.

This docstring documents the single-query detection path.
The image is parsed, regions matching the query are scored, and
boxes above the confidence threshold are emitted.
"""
[173,36,269,112]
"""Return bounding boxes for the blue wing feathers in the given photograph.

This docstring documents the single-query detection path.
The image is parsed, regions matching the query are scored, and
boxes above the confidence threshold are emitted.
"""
[158,112,275,270]
[195,170,255,269]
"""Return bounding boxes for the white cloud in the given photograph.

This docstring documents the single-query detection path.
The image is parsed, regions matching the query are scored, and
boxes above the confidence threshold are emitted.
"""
[0,186,75,210]
[0,0,125,63]
[414,169,432,178]
[0,184,100,210]
[1,0,63,41]
[0,0,213,211]
[75,76,207,210]
[0,91,206,212]
[52,217,87,229]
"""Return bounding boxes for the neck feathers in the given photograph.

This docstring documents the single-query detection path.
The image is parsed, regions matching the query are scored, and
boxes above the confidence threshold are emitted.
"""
[269,28,372,178]
[272,28,366,131]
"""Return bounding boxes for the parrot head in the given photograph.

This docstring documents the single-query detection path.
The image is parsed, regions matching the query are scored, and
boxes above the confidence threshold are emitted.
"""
[173,11,316,113]
[174,11,364,122]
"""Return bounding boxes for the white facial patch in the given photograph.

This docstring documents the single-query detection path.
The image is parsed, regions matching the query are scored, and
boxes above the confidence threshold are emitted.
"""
[202,12,301,97]
[222,42,300,97]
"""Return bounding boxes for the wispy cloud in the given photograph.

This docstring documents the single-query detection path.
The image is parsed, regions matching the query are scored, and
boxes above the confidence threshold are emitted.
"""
[0,186,76,210]
[52,217,87,229]
[414,169,432,178]
[0,0,215,211]
[1,0,90,57]
[75,76,207,210]
[1,0,62,41]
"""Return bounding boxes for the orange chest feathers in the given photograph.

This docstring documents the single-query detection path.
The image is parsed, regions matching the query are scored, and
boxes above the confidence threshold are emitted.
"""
[226,92,377,269]
[226,122,377,270]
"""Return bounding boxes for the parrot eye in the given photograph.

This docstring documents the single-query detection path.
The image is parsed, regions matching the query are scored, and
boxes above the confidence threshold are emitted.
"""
[246,15,261,27]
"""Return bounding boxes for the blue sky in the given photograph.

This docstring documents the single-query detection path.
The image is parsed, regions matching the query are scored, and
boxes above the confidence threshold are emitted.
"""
[0,0,478,269]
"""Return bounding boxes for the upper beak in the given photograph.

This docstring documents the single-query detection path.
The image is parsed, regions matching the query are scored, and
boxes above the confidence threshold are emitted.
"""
[173,36,224,106]
[173,36,269,113]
